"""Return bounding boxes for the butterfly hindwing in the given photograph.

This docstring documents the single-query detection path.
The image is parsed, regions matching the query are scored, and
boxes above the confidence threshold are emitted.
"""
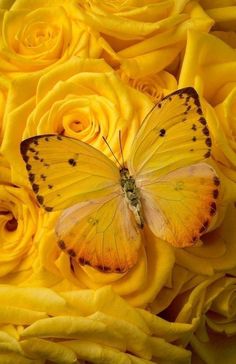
[56,194,141,273]
[139,163,220,247]
[20,135,120,211]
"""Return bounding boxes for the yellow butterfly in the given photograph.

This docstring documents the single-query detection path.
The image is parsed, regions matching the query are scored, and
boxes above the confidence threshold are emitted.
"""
[20,87,220,273]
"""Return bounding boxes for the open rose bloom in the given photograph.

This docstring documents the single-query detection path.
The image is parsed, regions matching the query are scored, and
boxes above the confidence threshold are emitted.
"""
[0,0,236,363]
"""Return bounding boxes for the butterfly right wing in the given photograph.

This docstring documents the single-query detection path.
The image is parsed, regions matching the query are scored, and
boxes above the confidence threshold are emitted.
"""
[127,88,220,247]
[20,135,120,211]
[56,193,142,273]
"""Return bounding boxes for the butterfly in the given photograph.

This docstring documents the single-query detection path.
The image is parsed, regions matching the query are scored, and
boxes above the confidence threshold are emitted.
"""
[20,87,220,274]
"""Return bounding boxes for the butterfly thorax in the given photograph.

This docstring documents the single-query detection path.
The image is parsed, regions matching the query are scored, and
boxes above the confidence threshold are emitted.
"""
[120,167,144,228]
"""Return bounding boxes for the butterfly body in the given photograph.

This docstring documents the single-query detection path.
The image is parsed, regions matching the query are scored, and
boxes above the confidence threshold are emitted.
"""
[21,87,220,273]
[120,167,144,228]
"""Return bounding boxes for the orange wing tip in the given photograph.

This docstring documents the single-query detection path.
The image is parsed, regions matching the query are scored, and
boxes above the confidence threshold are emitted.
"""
[57,239,139,274]
[77,254,139,274]
[168,192,219,249]
[172,172,220,249]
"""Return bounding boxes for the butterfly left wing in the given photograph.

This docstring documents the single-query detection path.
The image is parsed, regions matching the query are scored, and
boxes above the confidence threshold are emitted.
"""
[20,135,120,211]
[56,194,142,273]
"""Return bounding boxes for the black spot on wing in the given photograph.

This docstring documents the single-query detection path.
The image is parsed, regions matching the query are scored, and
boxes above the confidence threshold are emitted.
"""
[44,206,53,212]
[79,257,85,265]
[202,126,209,136]
[67,249,76,257]
[163,87,199,102]
[199,117,206,125]
[213,176,220,186]
[78,257,91,266]
[32,183,39,193]
[23,155,29,163]
[29,173,35,183]
[115,267,123,273]
[68,158,76,166]
[199,220,209,234]
[95,265,112,273]
[204,150,211,158]
[58,240,66,250]
[213,189,219,199]
[210,202,217,216]
[159,128,166,137]
[205,138,212,147]
[36,195,44,205]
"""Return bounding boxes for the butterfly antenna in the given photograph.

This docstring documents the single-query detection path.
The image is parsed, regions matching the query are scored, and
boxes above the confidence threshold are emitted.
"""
[102,136,122,168]
[119,130,125,168]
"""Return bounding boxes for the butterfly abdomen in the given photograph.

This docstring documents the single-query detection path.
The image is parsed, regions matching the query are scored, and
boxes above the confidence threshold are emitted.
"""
[120,168,144,228]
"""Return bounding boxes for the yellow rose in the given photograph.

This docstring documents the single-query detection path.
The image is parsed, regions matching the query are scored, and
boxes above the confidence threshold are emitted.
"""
[1,2,236,363]
[0,0,102,77]
[75,0,214,77]
[165,271,236,363]
[0,285,192,363]
[118,69,177,102]
[213,89,236,183]
[0,153,10,184]
[2,57,153,186]
[211,30,236,49]
[0,157,38,282]
[0,76,9,144]
[200,0,236,31]
[179,30,236,192]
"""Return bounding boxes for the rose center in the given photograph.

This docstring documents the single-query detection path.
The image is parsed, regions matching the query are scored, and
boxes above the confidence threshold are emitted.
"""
[63,112,90,133]
[70,120,85,132]
[23,23,59,48]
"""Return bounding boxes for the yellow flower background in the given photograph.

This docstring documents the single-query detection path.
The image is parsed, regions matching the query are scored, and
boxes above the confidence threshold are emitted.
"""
[0,0,236,363]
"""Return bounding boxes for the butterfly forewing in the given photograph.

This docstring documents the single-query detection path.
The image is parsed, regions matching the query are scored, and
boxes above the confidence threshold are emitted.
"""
[20,135,120,211]
[129,87,211,178]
